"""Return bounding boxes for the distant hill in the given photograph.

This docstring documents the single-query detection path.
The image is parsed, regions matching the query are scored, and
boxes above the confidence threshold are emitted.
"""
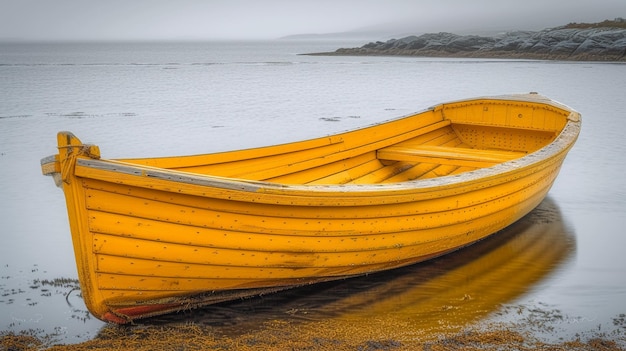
[306,19,626,62]
[562,18,626,29]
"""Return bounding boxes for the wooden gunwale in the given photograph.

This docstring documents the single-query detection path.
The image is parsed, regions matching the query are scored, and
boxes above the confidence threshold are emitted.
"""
[73,126,574,206]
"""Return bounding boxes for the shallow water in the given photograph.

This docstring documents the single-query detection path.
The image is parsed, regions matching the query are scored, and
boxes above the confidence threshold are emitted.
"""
[1,40,625,345]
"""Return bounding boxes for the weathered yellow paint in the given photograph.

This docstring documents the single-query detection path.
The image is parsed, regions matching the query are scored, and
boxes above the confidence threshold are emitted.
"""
[41,93,580,323]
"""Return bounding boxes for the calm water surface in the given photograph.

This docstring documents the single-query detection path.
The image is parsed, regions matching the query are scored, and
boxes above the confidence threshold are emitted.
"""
[1,41,625,344]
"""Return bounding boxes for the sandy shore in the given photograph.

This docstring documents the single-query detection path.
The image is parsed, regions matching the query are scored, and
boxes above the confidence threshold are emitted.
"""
[2,326,624,350]
[2,313,625,350]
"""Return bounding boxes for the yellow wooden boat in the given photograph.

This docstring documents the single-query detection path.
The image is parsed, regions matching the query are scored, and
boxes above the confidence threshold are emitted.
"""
[41,93,580,323]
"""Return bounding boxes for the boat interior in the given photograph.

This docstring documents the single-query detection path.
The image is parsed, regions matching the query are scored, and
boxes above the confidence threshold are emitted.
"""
[120,105,562,185]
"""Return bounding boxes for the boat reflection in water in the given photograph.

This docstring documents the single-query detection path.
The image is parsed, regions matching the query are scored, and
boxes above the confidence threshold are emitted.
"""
[144,197,575,339]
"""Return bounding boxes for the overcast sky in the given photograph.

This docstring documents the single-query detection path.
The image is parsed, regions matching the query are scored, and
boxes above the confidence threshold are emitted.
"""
[1,0,624,41]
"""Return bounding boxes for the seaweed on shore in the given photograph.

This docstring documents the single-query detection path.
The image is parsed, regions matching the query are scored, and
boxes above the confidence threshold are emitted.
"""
[2,313,625,351]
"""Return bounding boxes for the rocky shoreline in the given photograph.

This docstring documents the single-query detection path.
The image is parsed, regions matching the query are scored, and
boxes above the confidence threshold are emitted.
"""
[308,21,626,62]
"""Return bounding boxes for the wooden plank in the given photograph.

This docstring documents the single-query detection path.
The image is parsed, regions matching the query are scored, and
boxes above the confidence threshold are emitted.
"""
[391,127,456,148]
[306,158,383,185]
[350,162,416,184]
[377,145,525,168]
[222,119,452,182]
[267,153,377,184]
[382,163,440,183]
[120,134,346,169]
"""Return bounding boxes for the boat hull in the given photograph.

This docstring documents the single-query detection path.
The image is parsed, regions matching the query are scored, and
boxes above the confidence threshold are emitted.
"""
[41,93,580,323]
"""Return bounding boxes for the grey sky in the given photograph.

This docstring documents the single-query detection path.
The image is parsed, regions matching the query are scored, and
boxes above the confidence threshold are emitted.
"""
[1,0,624,41]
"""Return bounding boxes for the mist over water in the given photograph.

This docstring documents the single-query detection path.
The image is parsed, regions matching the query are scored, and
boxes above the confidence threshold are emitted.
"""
[1,40,625,344]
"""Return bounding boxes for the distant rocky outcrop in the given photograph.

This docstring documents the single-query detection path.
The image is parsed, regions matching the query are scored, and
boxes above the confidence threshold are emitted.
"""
[308,20,626,61]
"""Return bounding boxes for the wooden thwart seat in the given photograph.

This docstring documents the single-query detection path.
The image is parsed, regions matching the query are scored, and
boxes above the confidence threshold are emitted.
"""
[377,145,526,168]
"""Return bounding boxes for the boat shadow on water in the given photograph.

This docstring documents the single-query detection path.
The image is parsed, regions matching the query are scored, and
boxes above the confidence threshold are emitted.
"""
[115,196,575,338]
